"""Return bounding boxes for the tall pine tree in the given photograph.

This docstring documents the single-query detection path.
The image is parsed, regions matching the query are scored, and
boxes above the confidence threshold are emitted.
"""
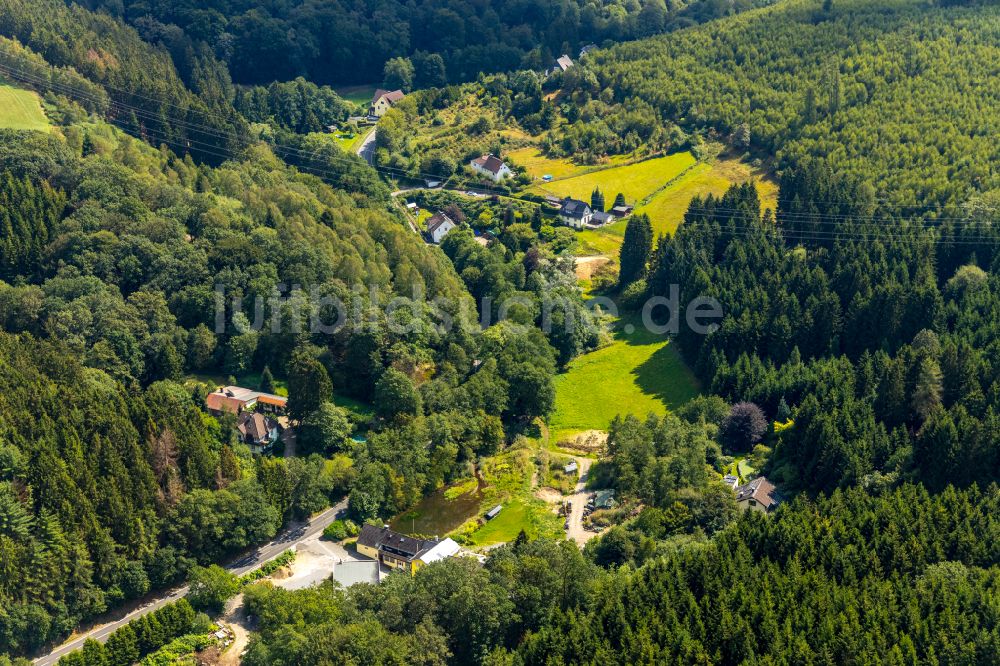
[618,214,653,287]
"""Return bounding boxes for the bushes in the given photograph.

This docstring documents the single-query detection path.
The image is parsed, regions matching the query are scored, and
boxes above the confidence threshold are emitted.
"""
[322,520,360,541]
[238,550,296,588]
[57,600,196,666]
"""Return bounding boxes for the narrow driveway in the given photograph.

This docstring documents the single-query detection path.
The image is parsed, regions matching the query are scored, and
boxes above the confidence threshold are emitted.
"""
[34,500,347,665]
[566,457,596,546]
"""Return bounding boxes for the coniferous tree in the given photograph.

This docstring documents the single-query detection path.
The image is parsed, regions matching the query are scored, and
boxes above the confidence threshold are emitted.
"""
[591,187,605,212]
[287,350,333,422]
[618,214,653,287]
[259,366,276,394]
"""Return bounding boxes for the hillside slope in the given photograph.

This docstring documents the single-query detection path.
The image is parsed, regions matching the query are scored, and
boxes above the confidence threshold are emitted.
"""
[585,0,1000,209]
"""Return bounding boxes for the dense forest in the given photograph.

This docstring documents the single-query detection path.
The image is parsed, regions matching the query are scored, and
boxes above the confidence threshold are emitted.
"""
[633,167,1000,494]
[71,0,773,87]
[558,0,1000,207]
[0,3,595,656]
[6,0,1000,662]
[236,483,1000,664]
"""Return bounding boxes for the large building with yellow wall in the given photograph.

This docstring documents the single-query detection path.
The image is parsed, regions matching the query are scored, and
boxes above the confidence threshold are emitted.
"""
[356,525,460,575]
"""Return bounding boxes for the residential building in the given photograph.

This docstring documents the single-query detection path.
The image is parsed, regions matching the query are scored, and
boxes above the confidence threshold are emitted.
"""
[205,386,287,416]
[591,210,614,226]
[237,411,281,454]
[579,44,598,58]
[356,525,460,575]
[470,154,513,182]
[558,198,593,229]
[722,474,739,489]
[369,89,405,118]
[555,55,574,72]
[426,211,458,244]
[734,476,782,513]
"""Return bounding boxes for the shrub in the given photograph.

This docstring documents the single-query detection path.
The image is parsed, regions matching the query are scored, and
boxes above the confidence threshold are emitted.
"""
[323,520,349,541]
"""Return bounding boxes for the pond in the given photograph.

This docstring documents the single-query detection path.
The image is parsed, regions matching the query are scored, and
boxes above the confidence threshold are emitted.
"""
[390,474,484,537]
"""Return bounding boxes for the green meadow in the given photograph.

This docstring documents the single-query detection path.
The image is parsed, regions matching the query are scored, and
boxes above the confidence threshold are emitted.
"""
[549,315,701,443]
[0,81,50,131]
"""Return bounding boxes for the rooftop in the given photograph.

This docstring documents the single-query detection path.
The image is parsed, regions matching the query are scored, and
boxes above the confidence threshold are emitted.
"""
[357,524,443,562]
[735,476,781,510]
[471,154,507,176]
[372,88,405,105]
[560,198,591,219]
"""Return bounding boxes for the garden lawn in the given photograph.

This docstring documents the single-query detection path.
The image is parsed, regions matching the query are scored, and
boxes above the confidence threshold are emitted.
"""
[549,315,700,443]
[0,81,50,131]
[467,499,563,546]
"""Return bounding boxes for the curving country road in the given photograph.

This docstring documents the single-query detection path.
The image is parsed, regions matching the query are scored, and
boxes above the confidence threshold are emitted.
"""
[34,500,347,666]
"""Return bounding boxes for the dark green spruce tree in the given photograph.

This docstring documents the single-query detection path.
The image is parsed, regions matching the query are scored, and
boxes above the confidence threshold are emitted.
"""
[618,213,653,288]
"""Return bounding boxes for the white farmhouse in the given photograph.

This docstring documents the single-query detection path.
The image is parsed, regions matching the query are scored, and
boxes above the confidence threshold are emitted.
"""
[426,211,458,244]
[558,198,593,229]
[470,154,513,182]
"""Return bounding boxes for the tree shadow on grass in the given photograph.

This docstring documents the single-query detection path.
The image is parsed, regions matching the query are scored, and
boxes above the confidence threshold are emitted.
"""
[630,340,701,408]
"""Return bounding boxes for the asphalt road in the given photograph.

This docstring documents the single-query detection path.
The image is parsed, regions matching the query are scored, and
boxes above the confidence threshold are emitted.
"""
[34,500,347,666]
[355,126,377,164]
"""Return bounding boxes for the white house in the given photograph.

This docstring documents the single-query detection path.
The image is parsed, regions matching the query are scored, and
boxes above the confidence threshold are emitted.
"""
[426,211,457,244]
[558,198,593,229]
[369,89,405,118]
[555,55,574,72]
[470,154,513,182]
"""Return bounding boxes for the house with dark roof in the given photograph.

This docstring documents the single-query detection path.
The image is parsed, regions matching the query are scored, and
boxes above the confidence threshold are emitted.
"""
[591,210,614,226]
[734,476,781,513]
[470,154,512,182]
[356,525,460,574]
[558,198,593,229]
[610,204,634,218]
[369,89,405,118]
[237,411,281,454]
[426,211,458,244]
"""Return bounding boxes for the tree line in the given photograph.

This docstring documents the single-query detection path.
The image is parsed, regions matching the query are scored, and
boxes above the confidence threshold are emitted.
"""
[232,482,1000,664]
[74,0,773,88]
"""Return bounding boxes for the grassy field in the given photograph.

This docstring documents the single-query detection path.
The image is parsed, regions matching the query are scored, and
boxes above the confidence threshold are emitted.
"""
[0,81,50,131]
[527,151,697,204]
[507,146,634,180]
[335,84,378,107]
[576,156,778,256]
[549,315,701,443]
